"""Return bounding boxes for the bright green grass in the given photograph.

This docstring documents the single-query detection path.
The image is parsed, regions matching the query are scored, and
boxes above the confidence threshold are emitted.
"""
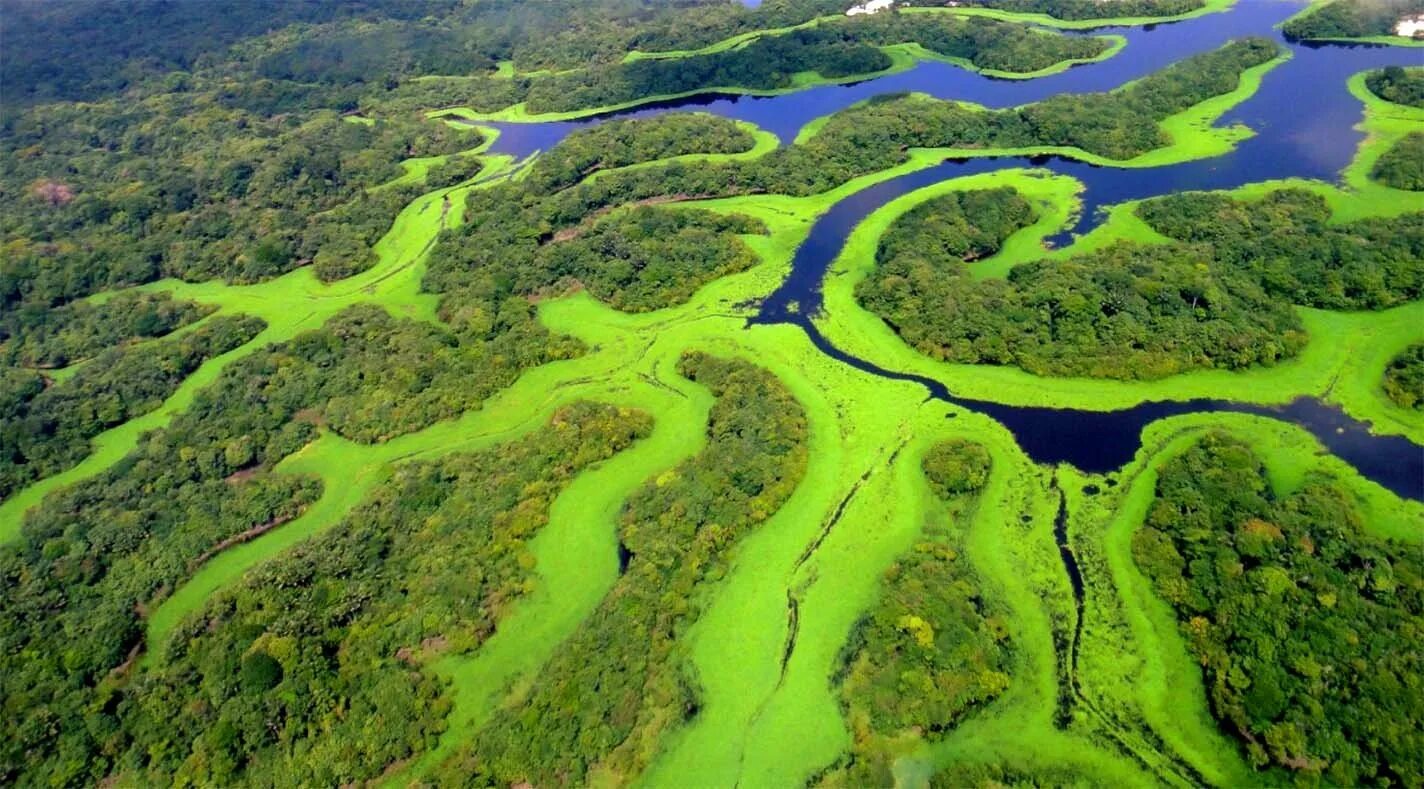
[4,43,1422,788]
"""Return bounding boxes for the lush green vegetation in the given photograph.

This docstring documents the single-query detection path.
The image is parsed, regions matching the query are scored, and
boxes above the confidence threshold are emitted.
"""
[1132,433,1423,785]
[414,12,1113,116]
[1,104,482,308]
[1283,0,1424,42]
[914,0,1202,19]
[1383,343,1424,410]
[1,292,213,368]
[1372,131,1424,190]
[523,113,759,194]
[1136,189,1424,310]
[439,352,809,785]
[0,314,263,501]
[1367,66,1424,108]
[858,184,1422,380]
[2,0,1421,786]
[830,439,1008,784]
[134,403,645,785]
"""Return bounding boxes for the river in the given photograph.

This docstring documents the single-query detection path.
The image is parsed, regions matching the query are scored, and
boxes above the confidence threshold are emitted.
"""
[475,0,1424,499]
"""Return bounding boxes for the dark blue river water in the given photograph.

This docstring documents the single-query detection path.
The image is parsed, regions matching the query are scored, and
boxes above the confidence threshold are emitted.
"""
[474,1,1424,498]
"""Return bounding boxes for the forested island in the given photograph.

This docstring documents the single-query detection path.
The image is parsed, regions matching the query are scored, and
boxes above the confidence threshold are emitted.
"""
[1,0,1421,786]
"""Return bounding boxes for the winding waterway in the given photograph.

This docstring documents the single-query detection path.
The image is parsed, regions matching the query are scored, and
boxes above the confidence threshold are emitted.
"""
[476,0,1424,499]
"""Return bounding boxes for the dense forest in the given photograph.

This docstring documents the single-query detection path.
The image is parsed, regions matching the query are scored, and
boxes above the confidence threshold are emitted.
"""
[1,292,212,368]
[857,187,1422,379]
[1367,66,1424,109]
[829,439,1008,784]
[1282,0,1424,40]
[140,403,648,785]
[1383,343,1424,410]
[400,12,1112,116]
[4,398,651,785]
[521,113,759,195]
[0,300,607,782]
[1,105,483,309]
[1373,132,1424,191]
[0,314,263,501]
[2,0,1421,785]
[439,353,810,785]
[1132,433,1422,785]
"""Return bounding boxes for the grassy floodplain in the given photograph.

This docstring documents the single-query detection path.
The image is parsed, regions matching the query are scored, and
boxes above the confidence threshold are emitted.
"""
[4,13,1422,785]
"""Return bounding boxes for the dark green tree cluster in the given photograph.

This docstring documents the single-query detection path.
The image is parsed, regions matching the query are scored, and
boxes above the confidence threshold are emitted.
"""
[427,180,768,329]
[99,402,649,786]
[875,187,1039,263]
[0,464,321,786]
[1132,433,1423,785]
[907,0,1202,20]
[545,207,766,310]
[830,439,1007,785]
[440,352,810,786]
[1366,66,1424,108]
[0,0,450,106]
[1282,0,1424,41]
[1383,343,1424,410]
[0,314,264,501]
[415,12,1111,115]
[857,187,1307,379]
[1,292,213,368]
[523,113,758,195]
[1372,131,1424,191]
[183,305,575,447]
[860,187,1424,379]
[922,438,994,497]
[1,102,483,309]
[1136,189,1424,310]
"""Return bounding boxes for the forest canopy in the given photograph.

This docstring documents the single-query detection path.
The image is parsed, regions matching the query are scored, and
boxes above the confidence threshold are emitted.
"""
[1282,0,1424,40]
[1132,433,1423,785]
[1367,66,1424,108]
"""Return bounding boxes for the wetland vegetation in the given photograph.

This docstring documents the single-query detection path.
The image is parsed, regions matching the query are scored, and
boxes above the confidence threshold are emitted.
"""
[1,0,1421,786]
